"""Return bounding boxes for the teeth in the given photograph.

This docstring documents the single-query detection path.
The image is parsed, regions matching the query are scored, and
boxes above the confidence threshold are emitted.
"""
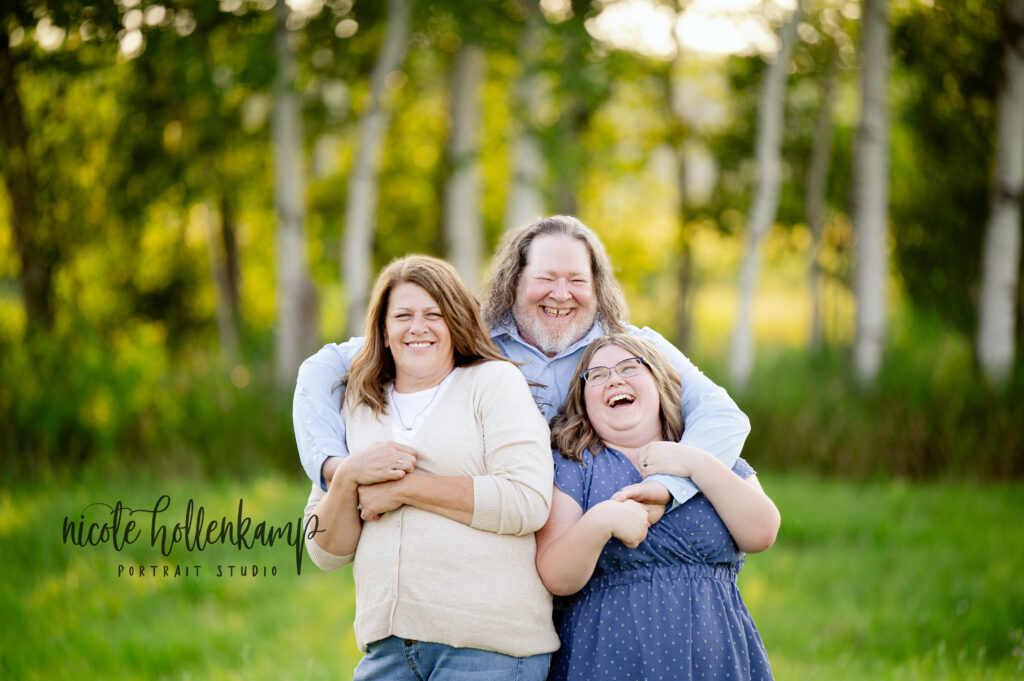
[407,342,432,347]
[608,394,634,407]
[544,307,573,317]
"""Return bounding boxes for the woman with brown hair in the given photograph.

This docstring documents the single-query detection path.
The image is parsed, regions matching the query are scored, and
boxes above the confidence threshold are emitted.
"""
[303,255,558,680]
[537,333,780,681]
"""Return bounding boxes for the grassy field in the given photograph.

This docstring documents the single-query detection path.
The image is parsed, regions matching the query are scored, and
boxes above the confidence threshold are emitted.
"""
[1,470,1021,680]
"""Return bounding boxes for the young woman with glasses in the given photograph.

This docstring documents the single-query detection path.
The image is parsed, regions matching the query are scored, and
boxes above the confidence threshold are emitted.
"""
[536,333,780,681]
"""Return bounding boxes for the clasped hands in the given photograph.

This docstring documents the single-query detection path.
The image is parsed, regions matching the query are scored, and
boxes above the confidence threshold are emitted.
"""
[327,441,417,521]
[599,442,713,548]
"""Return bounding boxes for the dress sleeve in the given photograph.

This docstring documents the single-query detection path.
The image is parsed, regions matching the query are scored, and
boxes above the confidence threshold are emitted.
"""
[470,361,555,536]
[731,456,755,480]
[552,452,587,510]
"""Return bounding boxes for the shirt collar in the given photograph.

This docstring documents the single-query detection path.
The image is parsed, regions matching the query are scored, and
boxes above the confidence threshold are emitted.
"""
[491,317,607,360]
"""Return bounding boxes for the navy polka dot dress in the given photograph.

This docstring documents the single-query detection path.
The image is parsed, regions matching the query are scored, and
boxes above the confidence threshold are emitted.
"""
[549,448,774,681]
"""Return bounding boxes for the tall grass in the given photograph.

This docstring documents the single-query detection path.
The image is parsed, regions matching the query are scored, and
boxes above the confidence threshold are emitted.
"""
[723,312,1024,479]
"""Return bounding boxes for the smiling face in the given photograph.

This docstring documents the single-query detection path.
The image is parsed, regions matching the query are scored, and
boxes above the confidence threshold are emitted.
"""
[384,282,455,392]
[512,234,597,357]
[582,343,663,450]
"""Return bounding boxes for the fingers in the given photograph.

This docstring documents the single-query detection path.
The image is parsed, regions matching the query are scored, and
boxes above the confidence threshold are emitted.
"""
[608,499,652,548]
[643,503,666,526]
[614,480,672,506]
[351,442,418,484]
[621,525,648,549]
[612,483,652,505]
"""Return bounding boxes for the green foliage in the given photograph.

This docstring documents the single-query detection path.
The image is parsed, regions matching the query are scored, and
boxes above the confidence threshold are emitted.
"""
[732,308,1024,479]
[890,0,1003,333]
[0,322,295,480]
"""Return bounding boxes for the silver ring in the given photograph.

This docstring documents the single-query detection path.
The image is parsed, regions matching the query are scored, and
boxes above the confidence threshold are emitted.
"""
[393,460,402,470]
[357,504,363,511]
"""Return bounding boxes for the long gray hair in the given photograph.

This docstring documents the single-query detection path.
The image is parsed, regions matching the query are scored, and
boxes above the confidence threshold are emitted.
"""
[480,216,628,332]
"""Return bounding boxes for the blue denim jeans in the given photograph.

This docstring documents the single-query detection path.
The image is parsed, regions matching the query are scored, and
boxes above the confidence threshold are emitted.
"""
[352,636,552,681]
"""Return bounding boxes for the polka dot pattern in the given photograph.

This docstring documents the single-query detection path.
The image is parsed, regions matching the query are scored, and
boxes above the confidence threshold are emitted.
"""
[549,448,774,681]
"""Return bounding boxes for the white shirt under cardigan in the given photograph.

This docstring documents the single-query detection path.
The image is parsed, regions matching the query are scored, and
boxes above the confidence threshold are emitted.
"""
[304,360,560,658]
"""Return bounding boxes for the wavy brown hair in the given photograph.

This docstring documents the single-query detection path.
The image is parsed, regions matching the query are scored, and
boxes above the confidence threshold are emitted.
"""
[481,216,628,333]
[342,255,510,416]
[550,334,684,461]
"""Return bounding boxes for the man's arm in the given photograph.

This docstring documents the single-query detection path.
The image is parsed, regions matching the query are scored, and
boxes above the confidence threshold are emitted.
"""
[293,338,366,489]
[629,325,751,507]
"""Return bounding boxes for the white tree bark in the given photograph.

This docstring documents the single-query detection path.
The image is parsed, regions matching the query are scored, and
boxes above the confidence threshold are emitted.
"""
[728,3,803,388]
[852,0,891,384]
[443,42,487,290]
[273,0,317,387]
[503,3,546,232]
[806,48,838,352]
[343,0,412,335]
[977,0,1024,386]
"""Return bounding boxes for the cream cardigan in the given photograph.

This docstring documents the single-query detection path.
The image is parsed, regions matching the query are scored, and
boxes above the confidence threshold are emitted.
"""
[304,360,559,657]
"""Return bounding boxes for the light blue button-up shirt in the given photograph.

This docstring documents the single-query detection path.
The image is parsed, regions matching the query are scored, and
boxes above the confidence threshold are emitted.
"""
[293,320,750,506]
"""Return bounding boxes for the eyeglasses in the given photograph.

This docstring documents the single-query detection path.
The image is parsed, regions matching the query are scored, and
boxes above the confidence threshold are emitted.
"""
[580,356,647,386]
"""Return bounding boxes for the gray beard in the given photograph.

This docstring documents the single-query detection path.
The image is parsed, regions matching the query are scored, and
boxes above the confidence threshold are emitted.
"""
[512,300,596,356]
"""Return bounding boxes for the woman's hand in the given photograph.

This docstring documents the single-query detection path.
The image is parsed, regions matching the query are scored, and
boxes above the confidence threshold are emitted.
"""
[356,480,406,521]
[334,441,417,488]
[612,480,670,525]
[592,498,650,549]
[637,441,712,479]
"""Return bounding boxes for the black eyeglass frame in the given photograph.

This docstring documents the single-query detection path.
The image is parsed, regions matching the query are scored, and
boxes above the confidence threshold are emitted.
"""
[579,356,648,386]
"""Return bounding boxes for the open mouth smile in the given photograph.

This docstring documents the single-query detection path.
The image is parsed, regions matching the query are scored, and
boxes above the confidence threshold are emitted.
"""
[405,341,434,348]
[606,393,635,408]
[542,306,575,318]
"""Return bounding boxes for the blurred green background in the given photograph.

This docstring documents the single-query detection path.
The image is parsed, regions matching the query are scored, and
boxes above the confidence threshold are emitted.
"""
[2,0,1022,679]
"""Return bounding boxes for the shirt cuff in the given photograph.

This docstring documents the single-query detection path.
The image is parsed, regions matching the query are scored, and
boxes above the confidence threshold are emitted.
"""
[645,473,699,512]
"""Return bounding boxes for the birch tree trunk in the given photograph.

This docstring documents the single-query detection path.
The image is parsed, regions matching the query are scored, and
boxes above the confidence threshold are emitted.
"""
[663,37,694,350]
[728,4,803,388]
[806,47,838,353]
[342,0,412,335]
[977,0,1024,386]
[273,0,317,387]
[673,145,697,350]
[504,3,545,232]
[852,0,891,384]
[443,42,486,290]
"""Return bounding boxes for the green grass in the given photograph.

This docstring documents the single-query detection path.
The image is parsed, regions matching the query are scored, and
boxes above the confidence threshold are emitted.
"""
[742,473,1024,680]
[2,471,1021,680]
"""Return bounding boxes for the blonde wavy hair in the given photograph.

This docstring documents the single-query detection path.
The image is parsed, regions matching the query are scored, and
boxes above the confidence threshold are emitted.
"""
[480,216,628,333]
[550,334,684,462]
[342,255,509,416]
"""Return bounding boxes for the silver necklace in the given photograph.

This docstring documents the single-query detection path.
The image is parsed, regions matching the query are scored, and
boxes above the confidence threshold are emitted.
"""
[390,382,443,431]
